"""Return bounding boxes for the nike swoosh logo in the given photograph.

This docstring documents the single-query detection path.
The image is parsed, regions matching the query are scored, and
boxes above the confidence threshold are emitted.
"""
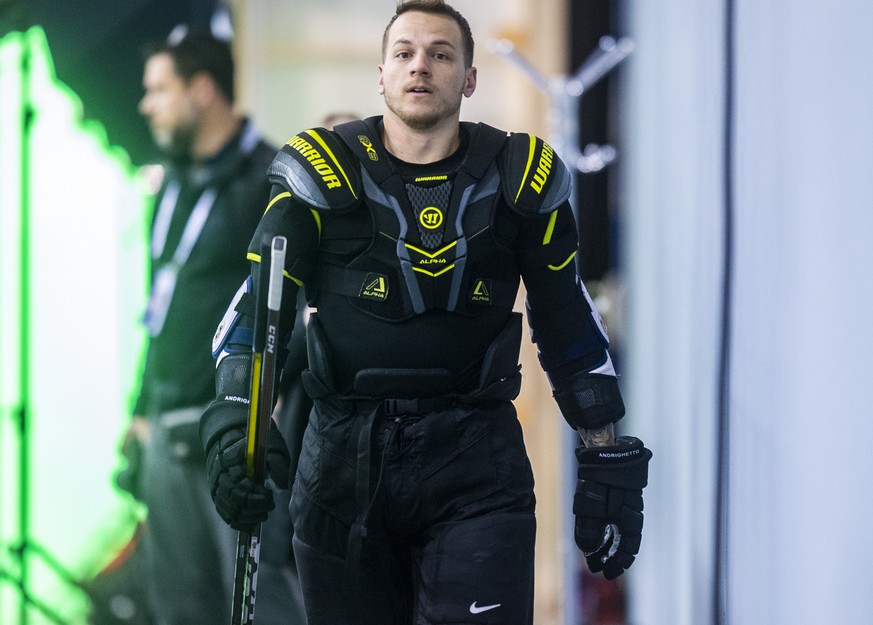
[469,601,501,614]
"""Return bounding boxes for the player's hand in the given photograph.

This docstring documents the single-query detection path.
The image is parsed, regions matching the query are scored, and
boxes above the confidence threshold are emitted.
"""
[204,418,291,532]
[574,436,652,579]
[201,352,291,531]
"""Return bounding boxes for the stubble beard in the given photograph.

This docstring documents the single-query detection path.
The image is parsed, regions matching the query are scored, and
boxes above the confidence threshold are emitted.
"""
[154,121,196,161]
[385,89,463,131]
[152,99,199,160]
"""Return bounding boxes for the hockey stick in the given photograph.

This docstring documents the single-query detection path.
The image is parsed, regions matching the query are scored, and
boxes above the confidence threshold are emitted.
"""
[231,235,287,625]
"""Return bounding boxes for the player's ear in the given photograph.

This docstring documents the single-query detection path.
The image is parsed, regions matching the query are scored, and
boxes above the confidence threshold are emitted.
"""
[463,66,477,98]
[189,70,217,107]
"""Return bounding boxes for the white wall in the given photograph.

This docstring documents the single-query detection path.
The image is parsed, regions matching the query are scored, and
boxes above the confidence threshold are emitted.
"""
[620,1,725,622]
[729,2,873,623]
[622,1,873,624]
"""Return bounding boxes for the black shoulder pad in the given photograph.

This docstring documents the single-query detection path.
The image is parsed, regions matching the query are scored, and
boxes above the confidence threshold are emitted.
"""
[499,133,572,215]
[267,128,361,210]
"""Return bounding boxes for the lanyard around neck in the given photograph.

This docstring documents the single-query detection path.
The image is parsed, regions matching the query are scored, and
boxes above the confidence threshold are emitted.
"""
[151,182,218,267]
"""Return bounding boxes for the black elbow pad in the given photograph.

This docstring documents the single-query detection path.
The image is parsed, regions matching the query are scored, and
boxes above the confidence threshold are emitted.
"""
[554,373,625,429]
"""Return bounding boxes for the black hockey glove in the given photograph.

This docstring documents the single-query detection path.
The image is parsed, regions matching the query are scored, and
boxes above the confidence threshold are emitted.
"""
[574,436,652,580]
[204,417,291,532]
[201,353,291,532]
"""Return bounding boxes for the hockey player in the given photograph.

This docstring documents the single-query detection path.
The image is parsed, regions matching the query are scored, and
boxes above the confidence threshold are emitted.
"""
[201,2,652,623]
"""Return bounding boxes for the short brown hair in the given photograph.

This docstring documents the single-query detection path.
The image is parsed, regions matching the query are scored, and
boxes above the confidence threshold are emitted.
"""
[382,0,475,68]
[144,30,235,104]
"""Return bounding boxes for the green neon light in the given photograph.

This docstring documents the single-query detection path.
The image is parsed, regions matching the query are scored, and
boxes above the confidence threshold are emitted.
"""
[1,26,150,623]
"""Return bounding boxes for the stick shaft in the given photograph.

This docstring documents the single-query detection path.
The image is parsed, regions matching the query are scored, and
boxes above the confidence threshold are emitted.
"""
[231,235,287,625]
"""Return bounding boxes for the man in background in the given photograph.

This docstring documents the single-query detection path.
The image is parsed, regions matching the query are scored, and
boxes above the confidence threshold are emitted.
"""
[117,28,304,624]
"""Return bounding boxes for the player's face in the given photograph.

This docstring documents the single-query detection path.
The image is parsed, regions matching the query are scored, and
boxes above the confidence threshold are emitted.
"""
[379,11,476,131]
[138,53,198,158]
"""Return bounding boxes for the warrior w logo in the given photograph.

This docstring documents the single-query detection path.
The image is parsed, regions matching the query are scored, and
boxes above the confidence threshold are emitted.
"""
[419,206,443,230]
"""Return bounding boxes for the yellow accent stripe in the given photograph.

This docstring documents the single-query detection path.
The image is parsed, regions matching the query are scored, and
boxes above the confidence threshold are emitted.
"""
[246,252,303,285]
[548,251,577,272]
[286,273,304,287]
[412,264,455,277]
[310,208,322,239]
[514,135,537,203]
[404,240,457,258]
[263,192,321,243]
[543,211,558,245]
[305,129,358,199]
[264,191,291,216]
[246,353,263,475]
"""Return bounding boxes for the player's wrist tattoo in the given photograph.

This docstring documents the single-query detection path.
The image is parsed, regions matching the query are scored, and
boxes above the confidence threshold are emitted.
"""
[577,423,616,448]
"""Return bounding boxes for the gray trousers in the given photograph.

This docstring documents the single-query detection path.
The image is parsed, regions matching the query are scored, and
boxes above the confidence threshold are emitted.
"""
[139,406,305,625]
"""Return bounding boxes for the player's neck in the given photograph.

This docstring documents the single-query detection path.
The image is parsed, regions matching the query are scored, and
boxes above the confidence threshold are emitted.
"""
[381,114,461,164]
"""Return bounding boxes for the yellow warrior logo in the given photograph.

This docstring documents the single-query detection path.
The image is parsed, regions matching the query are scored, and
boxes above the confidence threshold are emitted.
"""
[530,142,554,194]
[286,135,342,189]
